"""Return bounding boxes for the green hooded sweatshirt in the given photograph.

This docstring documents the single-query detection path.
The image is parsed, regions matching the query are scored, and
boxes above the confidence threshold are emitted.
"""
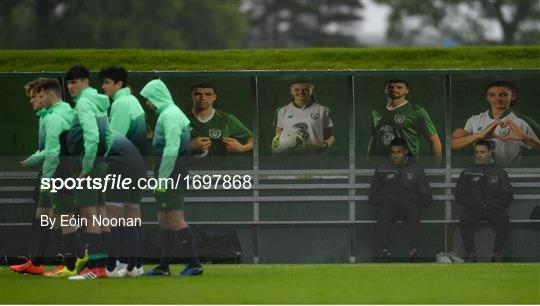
[22,108,49,167]
[39,102,73,178]
[68,87,113,174]
[110,87,148,156]
[140,79,190,180]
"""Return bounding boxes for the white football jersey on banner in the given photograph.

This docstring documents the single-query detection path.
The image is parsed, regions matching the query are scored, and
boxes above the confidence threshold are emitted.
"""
[276,102,334,146]
[464,109,538,166]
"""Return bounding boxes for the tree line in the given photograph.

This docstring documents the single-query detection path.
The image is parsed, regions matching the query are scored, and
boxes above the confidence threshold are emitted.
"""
[0,0,537,49]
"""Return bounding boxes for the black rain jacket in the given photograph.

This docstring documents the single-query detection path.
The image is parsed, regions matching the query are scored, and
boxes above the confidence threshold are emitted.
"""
[455,161,513,210]
[368,157,433,207]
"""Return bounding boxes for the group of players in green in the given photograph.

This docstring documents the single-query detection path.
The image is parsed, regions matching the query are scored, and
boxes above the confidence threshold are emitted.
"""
[10,65,247,279]
[9,69,540,277]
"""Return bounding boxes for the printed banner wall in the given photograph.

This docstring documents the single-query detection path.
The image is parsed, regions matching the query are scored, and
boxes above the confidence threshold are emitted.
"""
[1,70,539,263]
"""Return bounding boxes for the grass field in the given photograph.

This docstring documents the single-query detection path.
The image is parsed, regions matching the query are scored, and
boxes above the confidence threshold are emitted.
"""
[1,263,539,304]
[0,46,539,72]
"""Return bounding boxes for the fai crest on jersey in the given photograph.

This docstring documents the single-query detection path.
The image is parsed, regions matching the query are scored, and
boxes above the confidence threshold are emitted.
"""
[406,172,414,180]
[311,112,320,120]
[393,113,405,124]
[208,128,222,139]
[498,126,511,137]
[380,125,396,146]
[472,176,480,182]
[489,176,498,184]
[386,173,396,180]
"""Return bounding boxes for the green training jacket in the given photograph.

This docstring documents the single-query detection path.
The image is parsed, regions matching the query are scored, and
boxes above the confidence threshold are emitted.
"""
[22,108,48,167]
[39,102,73,178]
[110,87,148,156]
[68,87,113,174]
[140,79,190,180]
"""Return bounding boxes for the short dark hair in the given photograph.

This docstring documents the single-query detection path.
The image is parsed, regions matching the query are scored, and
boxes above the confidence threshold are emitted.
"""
[390,137,408,150]
[485,80,516,94]
[36,78,62,98]
[386,79,409,88]
[65,64,90,81]
[190,83,216,94]
[98,66,127,87]
[485,80,517,106]
[474,139,494,151]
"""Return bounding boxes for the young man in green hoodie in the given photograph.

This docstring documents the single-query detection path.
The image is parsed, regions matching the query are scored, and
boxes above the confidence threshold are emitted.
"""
[21,78,48,168]
[140,79,203,276]
[34,79,88,277]
[64,65,113,280]
[11,79,88,277]
[10,78,52,275]
[99,65,147,277]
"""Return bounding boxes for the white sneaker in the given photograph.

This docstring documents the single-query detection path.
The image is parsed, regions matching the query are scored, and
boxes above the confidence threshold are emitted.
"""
[105,268,119,278]
[435,252,452,263]
[447,251,465,263]
[116,261,128,271]
[116,267,127,278]
[106,266,128,278]
[105,261,128,278]
[126,266,144,277]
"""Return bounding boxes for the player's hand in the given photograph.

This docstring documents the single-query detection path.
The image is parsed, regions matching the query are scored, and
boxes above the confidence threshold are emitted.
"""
[477,120,501,140]
[192,137,212,151]
[495,120,528,142]
[222,137,245,152]
[78,172,89,179]
[20,160,27,167]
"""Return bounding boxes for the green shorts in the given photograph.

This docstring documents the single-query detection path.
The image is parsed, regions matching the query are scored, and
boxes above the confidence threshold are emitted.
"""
[51,193,75,214]
[155,188,184,211]
[73,162,108,208]
[106,188,141,205]
[38,190,75,214]
[37,190,51,209]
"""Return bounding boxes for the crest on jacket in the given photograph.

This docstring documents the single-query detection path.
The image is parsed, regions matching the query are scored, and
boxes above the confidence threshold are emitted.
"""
[406,172,414,180]
[385,173,396,180]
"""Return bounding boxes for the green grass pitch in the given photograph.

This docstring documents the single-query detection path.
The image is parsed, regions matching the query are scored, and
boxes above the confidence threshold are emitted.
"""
[1,46,539,72]
[1,263,539,304]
